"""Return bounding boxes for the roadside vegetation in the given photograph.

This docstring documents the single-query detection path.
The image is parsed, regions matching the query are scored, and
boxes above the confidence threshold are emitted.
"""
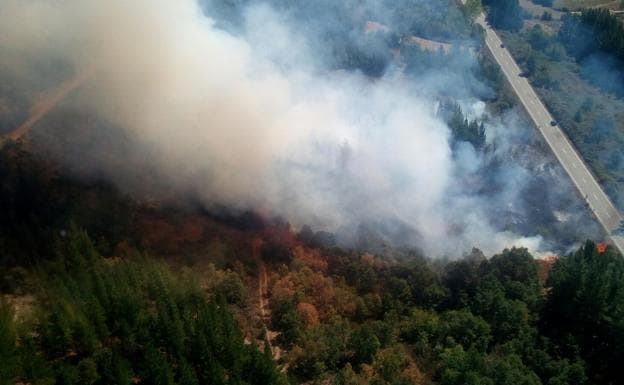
[496,3,624,209]
[484,0,524,30]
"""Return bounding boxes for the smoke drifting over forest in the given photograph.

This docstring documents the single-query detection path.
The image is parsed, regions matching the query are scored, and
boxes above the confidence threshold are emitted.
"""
[0,0,599,256]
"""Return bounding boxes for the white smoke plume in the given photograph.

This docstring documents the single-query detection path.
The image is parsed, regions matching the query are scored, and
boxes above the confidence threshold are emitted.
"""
[0,0,598,256]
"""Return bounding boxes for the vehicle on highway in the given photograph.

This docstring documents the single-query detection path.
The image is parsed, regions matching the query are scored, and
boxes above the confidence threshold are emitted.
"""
[550,120,557,126]
[519,72,528,77]
[500,43,504,48]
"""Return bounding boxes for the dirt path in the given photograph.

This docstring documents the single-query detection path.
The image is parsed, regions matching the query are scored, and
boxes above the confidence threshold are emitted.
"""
[3,71,88,142]
[253,239,280,360]
[258,262,269,319]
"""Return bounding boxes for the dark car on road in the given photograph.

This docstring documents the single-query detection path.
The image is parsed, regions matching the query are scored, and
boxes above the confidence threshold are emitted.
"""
[550,120,557,126]
[500,44,504,48]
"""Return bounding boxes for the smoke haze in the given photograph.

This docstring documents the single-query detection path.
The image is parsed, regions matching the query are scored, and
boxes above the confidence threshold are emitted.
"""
[0,0,600,256]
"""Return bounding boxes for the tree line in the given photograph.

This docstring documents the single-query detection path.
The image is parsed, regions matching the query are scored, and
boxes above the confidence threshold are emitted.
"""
[483,0,523,31]
[438,101,486,150]
[1,140,622,384]
[267,238,624,385]
[0,227,285,385]
[559,9,624,64]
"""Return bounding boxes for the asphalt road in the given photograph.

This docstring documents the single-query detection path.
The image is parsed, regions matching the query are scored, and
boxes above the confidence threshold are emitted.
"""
[476,15,624,254]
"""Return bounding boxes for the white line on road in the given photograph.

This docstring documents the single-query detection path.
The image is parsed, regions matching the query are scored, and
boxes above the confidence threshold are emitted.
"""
[478,13,624,252]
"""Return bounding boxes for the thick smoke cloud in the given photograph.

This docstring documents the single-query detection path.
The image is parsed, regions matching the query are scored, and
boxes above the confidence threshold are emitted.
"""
[0,0,599,256]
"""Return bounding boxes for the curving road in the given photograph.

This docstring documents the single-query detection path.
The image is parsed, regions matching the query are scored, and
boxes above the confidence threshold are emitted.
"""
[476,15,624,254]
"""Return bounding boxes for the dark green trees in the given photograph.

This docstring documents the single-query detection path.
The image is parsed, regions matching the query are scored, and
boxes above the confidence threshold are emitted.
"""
[559,9,624,63]
[349,326,381,365]
[484,0,523,31]
[541,241,624,385]
[438,101,486,150]
[9,228,285,385]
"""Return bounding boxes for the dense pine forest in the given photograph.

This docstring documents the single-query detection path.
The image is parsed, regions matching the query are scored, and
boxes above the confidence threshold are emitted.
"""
[0,144,623,385]
[1,237,282,385]
[1,0,624,384]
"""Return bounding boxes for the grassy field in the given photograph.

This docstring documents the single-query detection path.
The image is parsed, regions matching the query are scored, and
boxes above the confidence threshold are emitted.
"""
[521,0,564,19]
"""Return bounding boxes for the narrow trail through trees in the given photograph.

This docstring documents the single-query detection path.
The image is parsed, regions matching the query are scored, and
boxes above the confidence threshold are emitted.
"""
[253,238,280,361]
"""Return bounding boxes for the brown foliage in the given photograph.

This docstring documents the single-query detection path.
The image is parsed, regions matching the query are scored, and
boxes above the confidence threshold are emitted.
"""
[292,246,328,272]
[296,302,320,328]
